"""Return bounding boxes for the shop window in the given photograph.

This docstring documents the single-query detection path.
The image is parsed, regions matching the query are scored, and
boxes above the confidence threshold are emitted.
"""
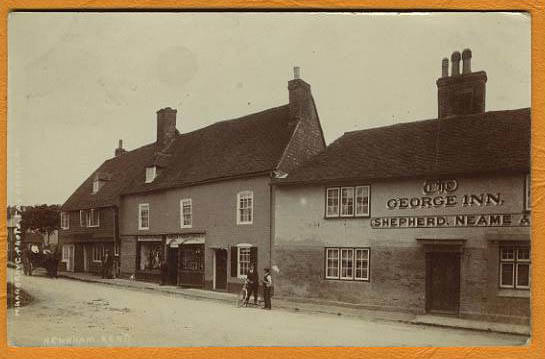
[326,185,370,218]
[500,247,530,289]
[139,203,150,230]
[180,198,192,228]
[60,212,70,230]
[92,244,103,262]
[139,242,162,271]
[180,245,205,273]
[325,247,370,281]
[237,191,253,225]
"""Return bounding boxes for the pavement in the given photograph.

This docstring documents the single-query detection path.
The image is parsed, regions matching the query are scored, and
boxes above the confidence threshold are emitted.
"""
[56,270,530,336]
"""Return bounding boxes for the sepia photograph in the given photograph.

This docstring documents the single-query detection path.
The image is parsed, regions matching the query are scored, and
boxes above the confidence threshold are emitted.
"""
[6,11,531,347]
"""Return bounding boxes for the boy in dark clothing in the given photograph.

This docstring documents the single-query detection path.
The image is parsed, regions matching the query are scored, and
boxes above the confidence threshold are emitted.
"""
[244,264,259,305]
[102,250,113,279]
[262,268,272,310]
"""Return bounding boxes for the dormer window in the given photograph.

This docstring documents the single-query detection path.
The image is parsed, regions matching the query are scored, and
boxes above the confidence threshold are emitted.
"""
[145,166,157,183]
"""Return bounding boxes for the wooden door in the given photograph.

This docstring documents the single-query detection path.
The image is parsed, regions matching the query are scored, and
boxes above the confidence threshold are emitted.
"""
[215,249,227,290]
[426,252,461,313]
[167,247,178,285]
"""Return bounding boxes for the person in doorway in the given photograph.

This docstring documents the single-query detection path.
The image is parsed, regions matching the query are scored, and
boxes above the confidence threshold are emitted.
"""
[244,264,259,306]
[102,249,113,279]
[160,260,168,285]
[262,267,272,310]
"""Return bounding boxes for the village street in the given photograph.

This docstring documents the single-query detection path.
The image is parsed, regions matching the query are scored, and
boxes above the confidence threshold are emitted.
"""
[7,268,528,347]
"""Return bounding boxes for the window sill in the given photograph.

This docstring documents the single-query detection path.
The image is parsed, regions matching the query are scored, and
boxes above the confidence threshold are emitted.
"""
[498,288,530,298]
[237,222,253,226]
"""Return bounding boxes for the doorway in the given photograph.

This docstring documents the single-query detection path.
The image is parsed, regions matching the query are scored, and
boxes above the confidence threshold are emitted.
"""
[214,249,228,290]
[167,246,178,285]
[426,252,461,314]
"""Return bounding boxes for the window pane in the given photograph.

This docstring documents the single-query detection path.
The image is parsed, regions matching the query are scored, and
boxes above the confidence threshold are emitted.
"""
[354,249,369,280]
[327,188,339,217]
[355,186,369,216]
[501,263,514,287]
[341,249,353,278]
[501,247,514,260]
[326,249,339,278]
[341,188,354,216]
[239,247,251,276]
[517,248,530,261]
[517,263,530,287]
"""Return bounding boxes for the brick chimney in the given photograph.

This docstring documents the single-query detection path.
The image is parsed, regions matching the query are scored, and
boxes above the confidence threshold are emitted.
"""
[156,107,177,153]
[114,139,126,157]
[436,49,487,119]
[288,66,313,121]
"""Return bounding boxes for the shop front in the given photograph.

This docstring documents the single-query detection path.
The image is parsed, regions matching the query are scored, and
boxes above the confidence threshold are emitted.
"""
[136,236,163,282]
[166,234,205,288]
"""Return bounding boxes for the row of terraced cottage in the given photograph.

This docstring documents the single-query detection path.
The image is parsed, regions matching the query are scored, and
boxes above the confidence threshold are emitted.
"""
[59,49,531,325]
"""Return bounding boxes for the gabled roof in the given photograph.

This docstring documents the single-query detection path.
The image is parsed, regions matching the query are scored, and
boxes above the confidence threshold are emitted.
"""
[63,104,297,210]
[123,105,296,194]
[62,143,155,211]
[277,108,530,185]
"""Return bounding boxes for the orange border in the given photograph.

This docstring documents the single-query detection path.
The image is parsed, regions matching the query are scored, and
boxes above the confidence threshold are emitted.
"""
[1,1,543,359]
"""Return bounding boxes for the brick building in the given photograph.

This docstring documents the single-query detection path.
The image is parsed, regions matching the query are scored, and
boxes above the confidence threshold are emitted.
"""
[272,50,531,324]
[111,68,326,291]
[59,140,145,275]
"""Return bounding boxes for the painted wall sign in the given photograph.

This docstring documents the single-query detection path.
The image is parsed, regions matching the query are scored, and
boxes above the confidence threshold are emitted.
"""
[371,213,530,229]
[386,178,505,210]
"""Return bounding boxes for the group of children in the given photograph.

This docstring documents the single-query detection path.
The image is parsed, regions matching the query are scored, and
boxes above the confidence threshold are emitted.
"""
[244,265,273,310]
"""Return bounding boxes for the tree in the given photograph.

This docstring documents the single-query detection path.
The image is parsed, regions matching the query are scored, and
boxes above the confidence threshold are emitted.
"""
[20,204,60,246]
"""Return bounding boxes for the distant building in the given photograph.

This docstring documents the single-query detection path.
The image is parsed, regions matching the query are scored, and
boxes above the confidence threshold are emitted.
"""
[272,49,531,324]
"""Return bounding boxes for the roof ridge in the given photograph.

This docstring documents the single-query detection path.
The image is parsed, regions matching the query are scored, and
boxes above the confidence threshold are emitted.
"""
[178,104,290,137]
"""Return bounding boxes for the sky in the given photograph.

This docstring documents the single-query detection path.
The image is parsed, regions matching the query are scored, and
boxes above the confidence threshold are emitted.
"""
[7,12,530,206]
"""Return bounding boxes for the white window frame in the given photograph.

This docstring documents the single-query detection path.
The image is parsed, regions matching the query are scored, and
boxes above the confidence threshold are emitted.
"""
[180,198,192,229]
[92,244,103,263]
[92,179,100,194]
[237,191,254,225]
[326,185,371,218]
[355,185,371,217]
[325,248,340,279]
[138,203,150,230]
[340,187,355,217]
[326,187,340,218]
[500,247,530,289]
[237,245,251,278]
[80,210,88,227]
[62,245,70,262]
[87,208,100,228]
[145,166,157,183]
[60,212,70,230]
[525,174,531,211]
[340,248,354,280]
[354,248,370,281]
[326,247,370,282]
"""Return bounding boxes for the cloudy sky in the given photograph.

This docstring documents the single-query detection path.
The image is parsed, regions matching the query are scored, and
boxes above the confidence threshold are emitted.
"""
[7,12,530,205]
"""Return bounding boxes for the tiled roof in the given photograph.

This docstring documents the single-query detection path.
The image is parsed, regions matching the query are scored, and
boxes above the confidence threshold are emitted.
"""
[123,105,295,194]
[63,104,295,209]
[62,143,155,210]
[277,108,530,185]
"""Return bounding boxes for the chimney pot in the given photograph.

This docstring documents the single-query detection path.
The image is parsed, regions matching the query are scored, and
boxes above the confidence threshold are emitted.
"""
[293,66,301,80]
[462,48,472,74]
[441,58,449,77]
[451,51,461,76]
[115,139,126,157]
